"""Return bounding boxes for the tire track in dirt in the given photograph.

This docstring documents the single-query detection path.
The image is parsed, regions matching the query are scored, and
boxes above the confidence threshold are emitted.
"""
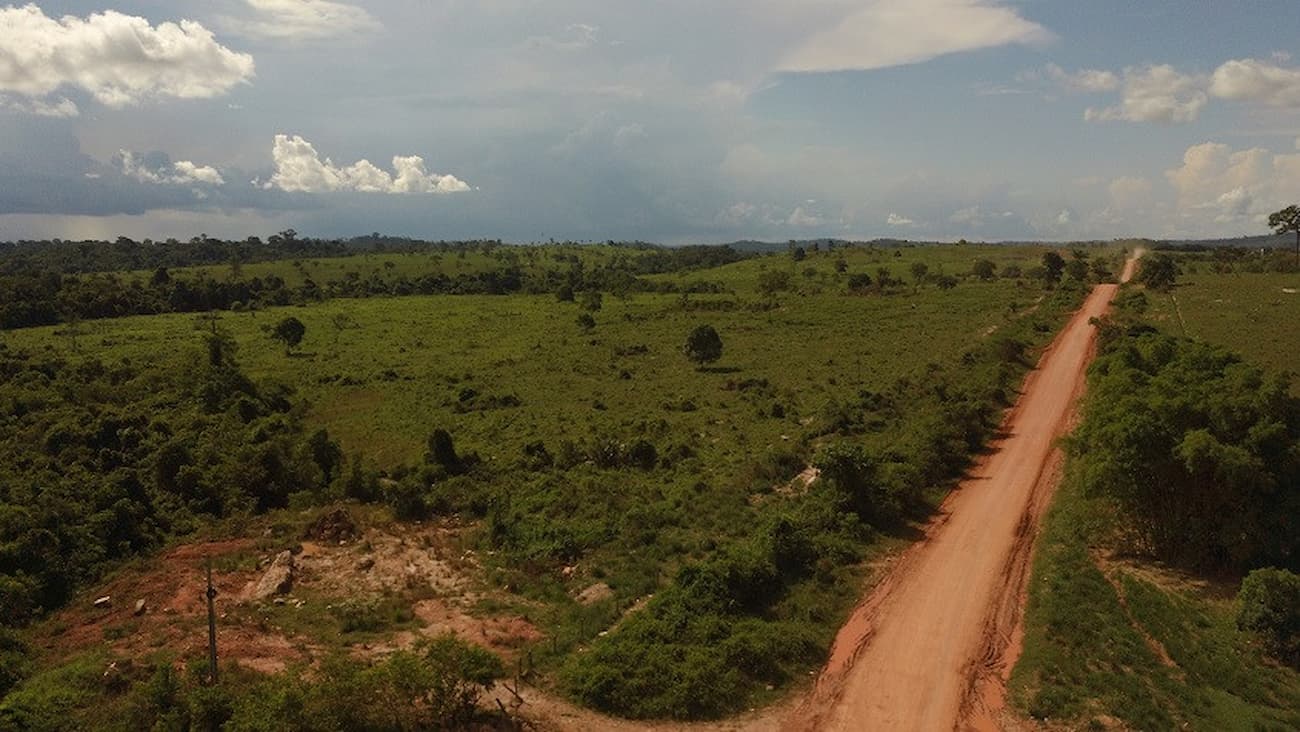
[790,258,1137,732]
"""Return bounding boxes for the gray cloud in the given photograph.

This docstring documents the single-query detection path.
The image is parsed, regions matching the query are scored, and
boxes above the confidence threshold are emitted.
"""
[778,0,1051,73]
[224,0,381,41]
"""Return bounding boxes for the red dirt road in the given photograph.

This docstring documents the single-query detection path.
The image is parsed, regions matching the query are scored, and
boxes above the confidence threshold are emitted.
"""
[791,265,1134,731]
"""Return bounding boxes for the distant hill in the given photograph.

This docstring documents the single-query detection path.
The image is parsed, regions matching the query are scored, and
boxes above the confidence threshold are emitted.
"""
[725,235,1298,253]
[723,238,948,253]
[1154,233,1294,250]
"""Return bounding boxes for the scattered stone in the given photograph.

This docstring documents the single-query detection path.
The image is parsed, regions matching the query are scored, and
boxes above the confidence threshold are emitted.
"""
[575,582,613,606]
[250,550,295,600]
[561,565,577,579]
[93,596,111,609]
[273,597,287,606]
[357,557,375,571]
[133,599,147,616]
[102,661,129,693]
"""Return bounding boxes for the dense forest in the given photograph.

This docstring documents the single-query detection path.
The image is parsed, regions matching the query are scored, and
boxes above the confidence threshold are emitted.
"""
[0,236,747,329]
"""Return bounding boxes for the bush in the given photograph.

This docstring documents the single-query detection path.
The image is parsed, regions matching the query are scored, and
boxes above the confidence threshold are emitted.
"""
[384,476,429,521]
[683,324,723,367]
[225,636,504,731]
[0,628,29,697]
[814,441,902,526]
[1238,568,1300,666]
[1069,331,1300,570]
[425,428,462,473]
[846,273,872,293]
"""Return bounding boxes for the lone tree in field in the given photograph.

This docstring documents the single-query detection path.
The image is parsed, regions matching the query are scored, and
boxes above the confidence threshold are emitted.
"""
[1269,205,1300,265]
[683,324,723,369]
[1137,253,1180,291]
[1041,251,1065,286]
[271,316,306,355]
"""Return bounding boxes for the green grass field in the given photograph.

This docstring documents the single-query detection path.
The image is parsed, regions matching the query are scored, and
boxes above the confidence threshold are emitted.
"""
[1011,467,1300,731]
[8,245,1072,466]
[1142,264,1300,378]
[4,242,1120,720]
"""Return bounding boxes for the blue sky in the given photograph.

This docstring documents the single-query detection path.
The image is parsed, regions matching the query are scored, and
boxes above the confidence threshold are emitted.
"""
[0,0,1298,243]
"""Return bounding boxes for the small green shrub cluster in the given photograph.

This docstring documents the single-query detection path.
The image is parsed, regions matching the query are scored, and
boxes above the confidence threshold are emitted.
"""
[562,500,860,719]
[0,635,503,731]
[1237,568,1300,667]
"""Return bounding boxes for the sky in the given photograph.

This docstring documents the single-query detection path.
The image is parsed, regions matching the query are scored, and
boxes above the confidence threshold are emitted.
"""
[0,0,1298,244]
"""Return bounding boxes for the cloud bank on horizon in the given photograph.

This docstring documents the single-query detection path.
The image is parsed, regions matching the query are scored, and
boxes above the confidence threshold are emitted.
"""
[0,0,1298,243]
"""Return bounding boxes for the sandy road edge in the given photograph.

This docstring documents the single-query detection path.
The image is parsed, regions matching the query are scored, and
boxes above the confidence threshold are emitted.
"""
[961,256,1140,730]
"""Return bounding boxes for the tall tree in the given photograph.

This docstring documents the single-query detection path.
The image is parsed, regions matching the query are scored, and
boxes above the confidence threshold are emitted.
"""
[1268,205,1300,265]
[1041,251,1065,286]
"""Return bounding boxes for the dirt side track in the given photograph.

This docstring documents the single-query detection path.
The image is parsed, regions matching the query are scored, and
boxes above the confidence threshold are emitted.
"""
[790,271,1130,731]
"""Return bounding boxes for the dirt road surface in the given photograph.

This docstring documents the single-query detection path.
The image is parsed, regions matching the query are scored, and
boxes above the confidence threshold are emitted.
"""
[790,262,1135,731]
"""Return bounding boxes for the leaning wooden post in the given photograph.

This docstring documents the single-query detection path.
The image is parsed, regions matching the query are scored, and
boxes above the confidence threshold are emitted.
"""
[205,558,219,684]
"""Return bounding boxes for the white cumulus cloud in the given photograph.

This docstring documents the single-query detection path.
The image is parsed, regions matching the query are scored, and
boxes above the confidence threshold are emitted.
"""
[264,134,471,194]
[118,151,225,186]
[886,212,915,226]
[1165,141,1300,224]
[1209,58,1300,107]
[1045,64,1119,93]
[227,0,381,41]
[0,4,254,108]
[1085,65,1207,124]
[777,0,1051,73]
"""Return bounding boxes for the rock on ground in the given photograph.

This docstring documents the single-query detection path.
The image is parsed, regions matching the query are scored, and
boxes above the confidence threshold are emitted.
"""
[249,550,295,600]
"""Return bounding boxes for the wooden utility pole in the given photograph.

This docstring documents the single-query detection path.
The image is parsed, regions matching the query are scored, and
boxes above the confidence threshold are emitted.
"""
[205,558,219,684]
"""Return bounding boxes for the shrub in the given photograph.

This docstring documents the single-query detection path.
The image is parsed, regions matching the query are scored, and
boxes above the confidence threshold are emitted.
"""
[426,428,462,473]
[383,476,429,521]
[813,442,903,526]
[846,273,872,293]
[1237,568,1300,666]
[683,324,723,368]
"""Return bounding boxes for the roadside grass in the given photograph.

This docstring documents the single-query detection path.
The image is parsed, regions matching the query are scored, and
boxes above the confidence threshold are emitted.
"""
[1011,467,1300,731]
